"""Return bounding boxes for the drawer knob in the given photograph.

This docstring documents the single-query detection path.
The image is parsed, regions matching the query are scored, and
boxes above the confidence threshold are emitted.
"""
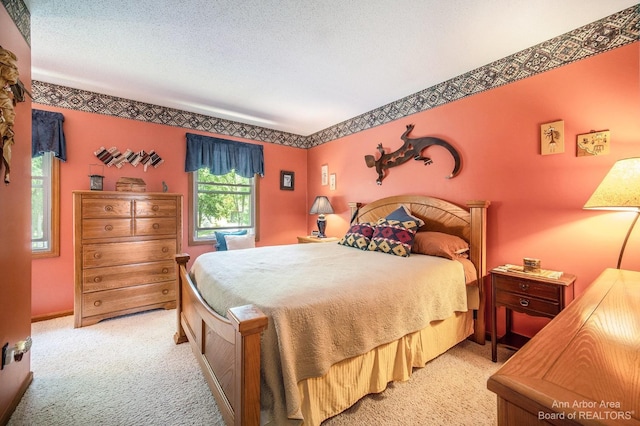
[162,247,169,253]
[104,205,113,212]
[519,298,530,307]
[94,300,102,307]
[162,268,169,274]
[105,224,113,231]
[93,252,102,259]
[152,205,160,211]
[519,283,530,291]
[162,289,169,295]
[93,276,102,283]
[152,223,160,230]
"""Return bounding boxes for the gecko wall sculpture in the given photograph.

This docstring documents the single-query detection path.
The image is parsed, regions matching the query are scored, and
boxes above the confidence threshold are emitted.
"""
[364,124,461,185]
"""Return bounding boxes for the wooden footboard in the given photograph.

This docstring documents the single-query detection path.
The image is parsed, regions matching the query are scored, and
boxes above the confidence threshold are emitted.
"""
[174,254,267,426]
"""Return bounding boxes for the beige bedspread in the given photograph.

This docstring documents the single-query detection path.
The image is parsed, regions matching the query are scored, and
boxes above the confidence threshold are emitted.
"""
[190,242,471,424]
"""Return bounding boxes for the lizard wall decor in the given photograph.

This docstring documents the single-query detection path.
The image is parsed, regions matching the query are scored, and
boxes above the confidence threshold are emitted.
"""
[364,124,461,185]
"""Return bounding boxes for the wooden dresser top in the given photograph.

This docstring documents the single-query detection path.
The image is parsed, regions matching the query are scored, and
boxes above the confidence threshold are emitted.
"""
[488,268,640,425]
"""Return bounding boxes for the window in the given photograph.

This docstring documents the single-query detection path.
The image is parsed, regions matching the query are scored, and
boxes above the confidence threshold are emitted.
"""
[188,168,259,245]
[32,151,60,257]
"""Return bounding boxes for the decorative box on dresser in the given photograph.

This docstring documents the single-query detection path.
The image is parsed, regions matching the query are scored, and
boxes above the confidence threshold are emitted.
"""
[488,268,640,425]
[73,191,182,328]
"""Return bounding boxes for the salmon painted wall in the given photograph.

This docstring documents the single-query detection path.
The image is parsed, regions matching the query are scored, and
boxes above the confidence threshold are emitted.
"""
[30,108,308,318]
[1,5,33,422]
[308,43,640,337]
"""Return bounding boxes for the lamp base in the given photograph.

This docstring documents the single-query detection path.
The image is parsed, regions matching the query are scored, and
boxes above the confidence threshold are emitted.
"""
[317,216,327,238]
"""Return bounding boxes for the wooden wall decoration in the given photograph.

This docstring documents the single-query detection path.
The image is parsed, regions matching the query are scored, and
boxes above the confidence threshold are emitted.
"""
[0,45,21,184]
[364,124,461,185]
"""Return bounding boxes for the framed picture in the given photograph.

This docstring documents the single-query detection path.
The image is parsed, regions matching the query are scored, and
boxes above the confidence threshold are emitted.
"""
[577,130,610,157]
[321,164,329,186]
[329,173,336,191]
[540,120,565,155]
[280,170,294,191]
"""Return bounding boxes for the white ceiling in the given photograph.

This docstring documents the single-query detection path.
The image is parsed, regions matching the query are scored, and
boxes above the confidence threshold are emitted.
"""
[24,0,638,136]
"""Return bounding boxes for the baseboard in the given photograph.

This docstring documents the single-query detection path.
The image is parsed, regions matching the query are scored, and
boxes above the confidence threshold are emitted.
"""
[0,371,33,425]
[31,310,73,323]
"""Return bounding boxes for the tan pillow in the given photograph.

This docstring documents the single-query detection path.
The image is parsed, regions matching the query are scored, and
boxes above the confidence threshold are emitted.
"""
[224,234,256,250]
[412,232,469,259]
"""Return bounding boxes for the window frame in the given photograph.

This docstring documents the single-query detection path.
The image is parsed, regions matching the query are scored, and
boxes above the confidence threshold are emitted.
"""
[32,151,60,258]
[188,170,260,246]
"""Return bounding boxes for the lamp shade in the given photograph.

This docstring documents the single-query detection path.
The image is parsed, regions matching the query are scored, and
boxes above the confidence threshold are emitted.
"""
[309,196,334,215]
[584,158,640,212]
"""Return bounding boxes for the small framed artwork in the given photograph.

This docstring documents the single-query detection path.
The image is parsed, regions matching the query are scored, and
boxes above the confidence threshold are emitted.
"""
[280,170,294,191]
[577,130,610,157]
[540,120,565,155]
[321,164,329,186]
[329,173,336,191]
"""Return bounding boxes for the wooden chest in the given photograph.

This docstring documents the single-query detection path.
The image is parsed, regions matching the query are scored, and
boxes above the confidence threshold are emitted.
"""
[73,191,182,327]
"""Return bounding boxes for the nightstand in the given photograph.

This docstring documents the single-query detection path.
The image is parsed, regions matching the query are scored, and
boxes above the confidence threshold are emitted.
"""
[297,236,339,243]
[490,267,576,362]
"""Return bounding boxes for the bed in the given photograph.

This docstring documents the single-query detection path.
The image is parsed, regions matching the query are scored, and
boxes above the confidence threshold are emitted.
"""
[174,194,490,425]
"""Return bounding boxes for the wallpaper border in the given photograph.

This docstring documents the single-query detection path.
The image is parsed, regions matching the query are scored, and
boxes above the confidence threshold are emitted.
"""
[1,0,30,45]
[30,4,640,149]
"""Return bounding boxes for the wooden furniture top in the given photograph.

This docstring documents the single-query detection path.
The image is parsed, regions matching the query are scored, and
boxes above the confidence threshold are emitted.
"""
[297,235,339,243]
[488,268,640,424]
[490,268,577,287]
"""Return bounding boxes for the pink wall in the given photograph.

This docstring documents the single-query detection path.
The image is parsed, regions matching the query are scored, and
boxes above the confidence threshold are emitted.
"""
[31,109,308,318]
[1,5,33,421]
[308,43,640,337]
[31,42,639,339]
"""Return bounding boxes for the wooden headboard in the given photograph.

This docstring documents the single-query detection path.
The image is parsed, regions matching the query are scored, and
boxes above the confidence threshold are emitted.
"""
[349,194,490,343]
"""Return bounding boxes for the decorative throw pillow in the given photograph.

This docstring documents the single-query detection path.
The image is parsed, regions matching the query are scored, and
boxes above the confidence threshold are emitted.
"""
[338,222,375,250]
[412,232,469,260]
[224,234,256,250]
[367,206,424,257]
[214,229,248,251]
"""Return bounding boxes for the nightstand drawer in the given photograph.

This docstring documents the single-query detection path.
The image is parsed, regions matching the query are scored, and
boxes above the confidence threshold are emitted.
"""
[495,291,560,316]
[494,275,559,301]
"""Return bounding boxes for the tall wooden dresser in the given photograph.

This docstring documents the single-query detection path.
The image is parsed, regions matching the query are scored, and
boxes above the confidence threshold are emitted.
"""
[73,191,182,327]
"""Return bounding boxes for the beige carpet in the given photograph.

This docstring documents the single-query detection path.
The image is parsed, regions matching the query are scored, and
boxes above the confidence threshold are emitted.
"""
[8,309,512,426]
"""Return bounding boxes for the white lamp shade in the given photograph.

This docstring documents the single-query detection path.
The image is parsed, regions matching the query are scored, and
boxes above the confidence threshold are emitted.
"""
[584,158,640,212]
[309,196,334,215]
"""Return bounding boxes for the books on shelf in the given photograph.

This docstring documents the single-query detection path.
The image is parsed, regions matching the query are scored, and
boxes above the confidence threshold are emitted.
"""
[494,264,563,280]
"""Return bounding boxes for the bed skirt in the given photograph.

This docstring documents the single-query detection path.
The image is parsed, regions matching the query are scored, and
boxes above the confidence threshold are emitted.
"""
[292,310,474,426]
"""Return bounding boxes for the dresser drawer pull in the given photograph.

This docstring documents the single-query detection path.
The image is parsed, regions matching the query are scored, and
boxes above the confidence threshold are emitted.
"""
[93,276,102,283]
[93,252,102,259]
[162,289,169,295]
[152,223,160,229]
[162,247,169,253]
[519,298,530,307]
[162,268,169,274]
[152,205,160,211]
[104,224,113,231]
[519,283,530,291]
[104,205,113,212]
[94,300,102,307]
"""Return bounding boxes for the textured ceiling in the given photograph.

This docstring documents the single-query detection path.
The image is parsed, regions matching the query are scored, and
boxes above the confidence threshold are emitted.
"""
[24,0,638,136]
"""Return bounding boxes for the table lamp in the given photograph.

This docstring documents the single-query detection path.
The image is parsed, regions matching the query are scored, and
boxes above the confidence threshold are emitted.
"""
[309,196,334,238]
[584,157,640,269]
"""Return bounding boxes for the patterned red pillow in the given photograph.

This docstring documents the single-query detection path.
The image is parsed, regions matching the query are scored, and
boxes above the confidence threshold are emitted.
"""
[338,223,375,250]
[367,207,423,257]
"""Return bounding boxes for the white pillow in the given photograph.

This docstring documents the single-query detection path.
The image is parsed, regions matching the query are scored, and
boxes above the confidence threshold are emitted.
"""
[224,234,256,250]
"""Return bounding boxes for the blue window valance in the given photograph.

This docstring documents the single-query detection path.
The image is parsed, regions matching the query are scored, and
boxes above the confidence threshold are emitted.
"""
[32,109,67,161]
[185,133,264,178]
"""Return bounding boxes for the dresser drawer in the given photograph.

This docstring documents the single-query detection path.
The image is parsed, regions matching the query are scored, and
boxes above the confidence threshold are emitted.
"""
[134,199,177,217]
[82,218,132,239]
[495,291,560,316]
[494,275,559,302]
[82,198,131,218]
[82,281,175,317]
[83,260,176,292]
[83,239,177,268]
[135,217,177,236]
